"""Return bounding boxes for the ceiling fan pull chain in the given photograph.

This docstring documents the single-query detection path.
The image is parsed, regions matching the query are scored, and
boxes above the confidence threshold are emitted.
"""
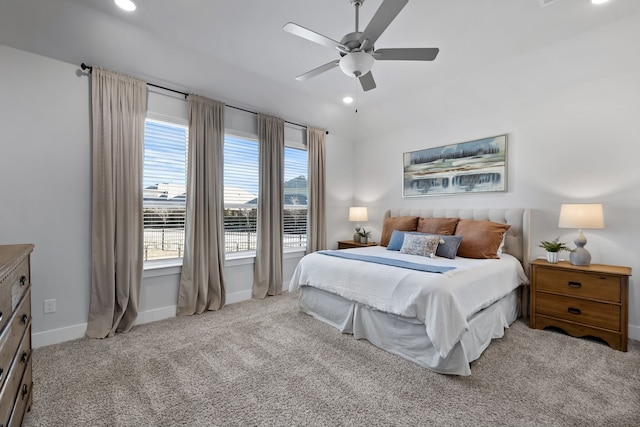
[354,77,359,114]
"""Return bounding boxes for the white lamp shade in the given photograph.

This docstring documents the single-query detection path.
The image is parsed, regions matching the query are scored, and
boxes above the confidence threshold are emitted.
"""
[558,204,604,229]
[339,52,374,77]
[348,207,368,222]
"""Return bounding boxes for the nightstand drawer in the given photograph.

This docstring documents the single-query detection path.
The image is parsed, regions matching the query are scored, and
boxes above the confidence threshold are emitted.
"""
[535,292,620,331]
[535,268,620,302]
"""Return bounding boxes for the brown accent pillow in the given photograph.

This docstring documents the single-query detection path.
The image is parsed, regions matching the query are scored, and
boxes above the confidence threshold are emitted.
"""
[380,216,419,246]
[416,217,459,235]
[454,219,511,259]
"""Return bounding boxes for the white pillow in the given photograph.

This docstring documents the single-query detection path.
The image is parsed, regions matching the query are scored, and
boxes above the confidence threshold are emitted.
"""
[400,234,442,258]
[497,233,507,255]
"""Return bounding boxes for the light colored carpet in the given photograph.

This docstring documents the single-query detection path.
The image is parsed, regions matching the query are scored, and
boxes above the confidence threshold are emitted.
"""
[23,292,640,426]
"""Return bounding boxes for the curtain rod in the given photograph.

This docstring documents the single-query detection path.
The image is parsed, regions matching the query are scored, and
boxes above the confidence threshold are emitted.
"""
[81,63,328,134]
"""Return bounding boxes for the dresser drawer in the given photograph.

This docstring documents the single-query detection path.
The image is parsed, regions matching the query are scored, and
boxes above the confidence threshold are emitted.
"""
[0,324,32,426]
[535,267,620,302]
[535,292,620,331]
[0,257,29,334]
[0,287,10,335]
[10,259,30,313]
[0,288,31,392]
[8,361,32,427]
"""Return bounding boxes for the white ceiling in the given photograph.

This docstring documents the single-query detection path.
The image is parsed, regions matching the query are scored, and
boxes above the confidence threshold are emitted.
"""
[1,0,639,137]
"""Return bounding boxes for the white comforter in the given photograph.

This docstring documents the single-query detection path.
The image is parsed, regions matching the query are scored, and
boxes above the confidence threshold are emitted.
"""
[289,246,529,358]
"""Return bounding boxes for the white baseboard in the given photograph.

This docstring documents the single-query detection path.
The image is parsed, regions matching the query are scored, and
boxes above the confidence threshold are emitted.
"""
[32,289,254,349]
[226,289,252,304]
[32,323,87,349]
[629,324,640,341]
[134,305,177,326]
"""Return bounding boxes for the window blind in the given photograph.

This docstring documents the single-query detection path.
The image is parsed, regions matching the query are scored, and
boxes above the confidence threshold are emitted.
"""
[142,119,188,261]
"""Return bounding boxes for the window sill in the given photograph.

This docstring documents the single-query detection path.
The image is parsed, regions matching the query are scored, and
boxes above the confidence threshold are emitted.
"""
[142,248,306,276]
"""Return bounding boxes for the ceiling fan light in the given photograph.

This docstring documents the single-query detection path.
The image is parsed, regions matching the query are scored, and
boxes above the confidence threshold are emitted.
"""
[114,0,137,12]
[339,52,374,77]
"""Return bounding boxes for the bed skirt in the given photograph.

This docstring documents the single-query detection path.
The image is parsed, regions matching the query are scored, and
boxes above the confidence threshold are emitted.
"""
[298,286,519,376]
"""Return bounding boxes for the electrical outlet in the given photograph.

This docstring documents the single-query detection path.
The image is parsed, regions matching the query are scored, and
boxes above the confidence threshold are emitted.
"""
[44,299,56,314]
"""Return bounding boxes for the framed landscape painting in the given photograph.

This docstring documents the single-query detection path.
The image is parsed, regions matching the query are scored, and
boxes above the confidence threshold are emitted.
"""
[403,134,507,197]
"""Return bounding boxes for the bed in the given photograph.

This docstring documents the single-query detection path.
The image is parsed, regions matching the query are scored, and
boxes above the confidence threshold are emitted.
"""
[289,208,530,376]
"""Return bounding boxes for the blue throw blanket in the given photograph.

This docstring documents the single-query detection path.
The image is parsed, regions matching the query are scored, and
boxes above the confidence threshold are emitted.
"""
[318,250,456,274]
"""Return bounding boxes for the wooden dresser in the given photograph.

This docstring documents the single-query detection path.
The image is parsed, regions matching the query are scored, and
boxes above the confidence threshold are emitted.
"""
[0,244,34,426]
[530,259,631,351]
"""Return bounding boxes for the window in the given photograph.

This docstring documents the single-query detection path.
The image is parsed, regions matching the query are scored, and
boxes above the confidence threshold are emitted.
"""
[142,118,188,261]
[283,146,308,250]
[223,135,308,254]
[142,122,308,259]
[223,136,259,254]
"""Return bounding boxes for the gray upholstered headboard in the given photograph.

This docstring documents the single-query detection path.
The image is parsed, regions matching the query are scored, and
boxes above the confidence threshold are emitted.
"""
[384,208,531,274]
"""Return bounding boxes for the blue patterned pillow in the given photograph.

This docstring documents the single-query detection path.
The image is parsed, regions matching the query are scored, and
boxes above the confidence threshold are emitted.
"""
[400,234,441,258]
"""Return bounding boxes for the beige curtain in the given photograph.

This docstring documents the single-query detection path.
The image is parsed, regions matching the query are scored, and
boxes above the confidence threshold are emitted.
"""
[306,127,327,253]
[177,95,226,315]
[87,68,147,339]
[252,114,284,299]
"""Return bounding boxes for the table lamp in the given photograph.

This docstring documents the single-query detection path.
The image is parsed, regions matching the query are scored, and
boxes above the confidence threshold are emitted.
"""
[349,207,368,241]
[558,203,604,266]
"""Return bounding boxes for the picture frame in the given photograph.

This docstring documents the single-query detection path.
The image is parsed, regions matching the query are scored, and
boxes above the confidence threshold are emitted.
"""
[403,134,507,197]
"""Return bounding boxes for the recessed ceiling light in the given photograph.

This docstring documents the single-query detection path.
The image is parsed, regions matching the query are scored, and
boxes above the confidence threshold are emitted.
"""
[343,96,354,104]
[591,0,610,4]
[115,0,137,12]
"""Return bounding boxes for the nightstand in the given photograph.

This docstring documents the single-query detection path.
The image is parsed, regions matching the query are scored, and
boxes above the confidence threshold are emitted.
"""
[530,259,631,351]
[337,240,377,250]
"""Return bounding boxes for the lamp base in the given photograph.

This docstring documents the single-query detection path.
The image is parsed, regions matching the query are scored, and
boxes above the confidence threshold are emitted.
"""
[570,230,591,266]
[353,226,361,242]
[570,248,591,266]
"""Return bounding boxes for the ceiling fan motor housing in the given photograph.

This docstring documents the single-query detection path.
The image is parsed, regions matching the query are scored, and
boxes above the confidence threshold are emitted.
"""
[339,52,374,77]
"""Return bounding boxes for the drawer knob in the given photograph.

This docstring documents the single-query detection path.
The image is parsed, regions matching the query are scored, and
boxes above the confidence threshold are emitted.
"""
[568,281,582,288]
[21,314,28,324]
[21,352,28,363]
[20,275,27,286]
[21,383,28,399]
[568,307,581,315]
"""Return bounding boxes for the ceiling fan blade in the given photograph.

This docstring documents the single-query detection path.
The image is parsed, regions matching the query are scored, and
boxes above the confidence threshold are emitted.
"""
[359,71,376,92]
[283,22,345,50]
[295,60,340,81]
[373,48,439,61]
[360,0,409,46]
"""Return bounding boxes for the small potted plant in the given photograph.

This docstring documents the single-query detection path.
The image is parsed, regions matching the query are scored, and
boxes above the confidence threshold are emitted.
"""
[538,237,572,264]
[358,228,372,244]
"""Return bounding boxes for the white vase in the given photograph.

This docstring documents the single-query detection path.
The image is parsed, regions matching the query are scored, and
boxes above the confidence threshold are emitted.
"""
[546,251,559,264]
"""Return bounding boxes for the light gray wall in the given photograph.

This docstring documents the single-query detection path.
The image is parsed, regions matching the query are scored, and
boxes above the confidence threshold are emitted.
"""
[0,44,355,347]
[0,44,92,342]
[351,14,640,340]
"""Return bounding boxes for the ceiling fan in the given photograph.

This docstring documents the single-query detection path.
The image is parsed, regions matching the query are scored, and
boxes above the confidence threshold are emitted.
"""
[283,0,439,91]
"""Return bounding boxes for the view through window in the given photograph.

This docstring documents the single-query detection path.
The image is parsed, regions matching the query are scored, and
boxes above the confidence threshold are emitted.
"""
[223,136,308,253]
[142,118,188,261]
[143,123,308,261]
